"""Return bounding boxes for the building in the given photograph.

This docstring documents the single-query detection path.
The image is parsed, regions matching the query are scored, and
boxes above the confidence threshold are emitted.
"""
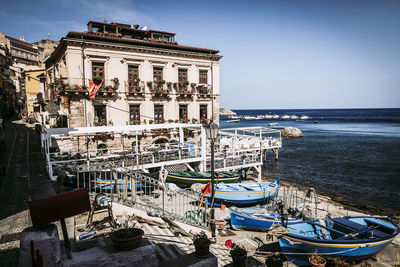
[45,21,222,128]
[0,32,16,117]
[24,67,45,115]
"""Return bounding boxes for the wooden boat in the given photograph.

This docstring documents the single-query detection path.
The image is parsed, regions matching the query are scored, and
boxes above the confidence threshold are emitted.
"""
[278,216,400,266]
[230,209,302,231]
[167,171,241,187]
[204,179,280,207]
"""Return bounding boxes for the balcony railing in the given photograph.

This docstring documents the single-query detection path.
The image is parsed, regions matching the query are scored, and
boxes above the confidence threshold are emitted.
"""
[125,81,145,97]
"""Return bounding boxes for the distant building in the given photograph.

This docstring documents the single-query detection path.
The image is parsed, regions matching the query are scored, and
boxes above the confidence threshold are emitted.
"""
[24,67,45,115]
[45,21,222,129]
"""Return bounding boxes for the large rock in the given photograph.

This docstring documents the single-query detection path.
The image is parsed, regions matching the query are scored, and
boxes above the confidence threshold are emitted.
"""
[281,127,304,138]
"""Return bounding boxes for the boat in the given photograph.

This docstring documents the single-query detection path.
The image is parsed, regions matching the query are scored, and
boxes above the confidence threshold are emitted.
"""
[230,209,302,231]
[272,115,280,119]
[227,119,240,123]
[313,120,319,123]
[300,115,309,120]
[290,115,298,119]
[204,179,280,207]
[278,216,400,266]
[268,122,278,126]
[281,115,290,119]
[167,171,241,187]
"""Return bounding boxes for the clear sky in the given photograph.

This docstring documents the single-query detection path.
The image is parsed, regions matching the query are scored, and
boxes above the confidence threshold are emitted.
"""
[1,0,399,109]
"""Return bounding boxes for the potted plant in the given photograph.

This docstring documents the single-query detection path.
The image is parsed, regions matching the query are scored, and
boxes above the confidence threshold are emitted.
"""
[230,243,247,267]
[192,231,211,258]
[309,250,326,267]
[167,82,172,87]
[149,120,154,124]
[112,77,119,84]
[146,81,153,87]
[134,77,140,83]
[110,227,144,251]
[183,80,189,85]
[191,83,197,88]
[92,76,103,85]
[192,118,198,123]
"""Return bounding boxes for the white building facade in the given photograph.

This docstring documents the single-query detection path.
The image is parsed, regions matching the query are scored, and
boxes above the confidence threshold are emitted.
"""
[45,21,222,128]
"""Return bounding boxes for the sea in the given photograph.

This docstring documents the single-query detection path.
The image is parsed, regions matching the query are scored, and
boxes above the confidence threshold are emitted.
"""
[220,108,400,213]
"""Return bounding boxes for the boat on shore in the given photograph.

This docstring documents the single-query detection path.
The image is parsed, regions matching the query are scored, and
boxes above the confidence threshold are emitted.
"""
[279,216,400,265]
[230,209,302,231]
[204,179,280,207]
[167,171,241,187]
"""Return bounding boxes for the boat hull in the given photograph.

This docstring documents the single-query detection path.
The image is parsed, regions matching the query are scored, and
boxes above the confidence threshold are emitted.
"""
[167,172,240,187]
[230,210,302,231]
[278,217,400,266]
[205,179,280,207]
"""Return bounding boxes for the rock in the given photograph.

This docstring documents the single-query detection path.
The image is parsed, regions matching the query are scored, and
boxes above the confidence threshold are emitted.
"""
[219,108,236,116]
[281,127,304,138]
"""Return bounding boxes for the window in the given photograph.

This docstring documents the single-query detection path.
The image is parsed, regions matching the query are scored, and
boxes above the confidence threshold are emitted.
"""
[154,104,164,123]
[92,62,104,80]
[179,105,188,121]
[94,105,107,126]
[153,67,163,82]
[128,65,139,91]
[129,104,140,124]
[178,69,188,90]
[200,105,208,120]
[199,70,208,84]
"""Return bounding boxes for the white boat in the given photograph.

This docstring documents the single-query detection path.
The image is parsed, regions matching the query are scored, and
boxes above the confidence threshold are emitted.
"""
[290,115,298,119]
[268,122,278,126]
[272,115,280,119]
[281,115,290,119]
[227,119,239,123]
[264,115,273,119]
[300,115,309,120]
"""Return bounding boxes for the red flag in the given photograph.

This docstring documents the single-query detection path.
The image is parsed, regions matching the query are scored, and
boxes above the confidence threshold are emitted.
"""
[201,183,211,196]
[225,239,232,248]
[89,79,102,99]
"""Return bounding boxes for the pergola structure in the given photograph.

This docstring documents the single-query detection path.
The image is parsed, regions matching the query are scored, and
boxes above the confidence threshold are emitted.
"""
[41,124,282,181]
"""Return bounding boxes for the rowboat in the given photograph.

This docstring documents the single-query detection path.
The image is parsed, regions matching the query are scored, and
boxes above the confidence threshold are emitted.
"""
[166,171,241,187]
[230,209,302,231]
[204,179,280,207]
[278,216,400,266]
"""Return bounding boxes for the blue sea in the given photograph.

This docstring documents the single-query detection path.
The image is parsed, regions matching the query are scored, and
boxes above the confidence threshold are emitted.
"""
[220,109,400,213]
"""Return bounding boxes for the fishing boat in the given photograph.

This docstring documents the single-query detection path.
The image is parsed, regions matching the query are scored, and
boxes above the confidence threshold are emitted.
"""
[278,216,400,266]
[227,119,240,123]
[167,171,241,187]
[204,179,280,207]
[230,209,302,231]
[268,122,278,126]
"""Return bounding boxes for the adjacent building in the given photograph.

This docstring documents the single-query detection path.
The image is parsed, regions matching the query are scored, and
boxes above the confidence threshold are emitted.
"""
[45,21,222,128]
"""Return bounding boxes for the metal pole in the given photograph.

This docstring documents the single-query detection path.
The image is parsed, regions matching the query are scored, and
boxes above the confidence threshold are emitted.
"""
[81,36,89,160]
[210,139,216,237]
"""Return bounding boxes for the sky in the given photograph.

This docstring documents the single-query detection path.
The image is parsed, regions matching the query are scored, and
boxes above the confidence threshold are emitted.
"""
[1,0,399,109]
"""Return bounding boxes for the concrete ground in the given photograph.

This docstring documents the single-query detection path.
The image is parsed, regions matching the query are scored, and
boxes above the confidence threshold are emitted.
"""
[0,119,56,266]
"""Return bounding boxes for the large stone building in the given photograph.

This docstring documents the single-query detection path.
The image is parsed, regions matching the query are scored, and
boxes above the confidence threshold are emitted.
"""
[45,21,222,128]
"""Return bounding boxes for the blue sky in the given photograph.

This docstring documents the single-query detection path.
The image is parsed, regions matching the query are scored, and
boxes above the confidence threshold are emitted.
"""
[1,0,399,109]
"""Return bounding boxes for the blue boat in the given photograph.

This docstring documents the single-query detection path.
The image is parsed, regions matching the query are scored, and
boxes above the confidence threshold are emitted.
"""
[278,216,400,266]
[204,179,280,207]
[230,209,302,231]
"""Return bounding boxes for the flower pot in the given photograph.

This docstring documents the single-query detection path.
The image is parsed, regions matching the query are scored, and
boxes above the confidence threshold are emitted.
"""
[231,254,247,267]
[110,228,144,251]
[308,256,326,267]
[194,240,211,258]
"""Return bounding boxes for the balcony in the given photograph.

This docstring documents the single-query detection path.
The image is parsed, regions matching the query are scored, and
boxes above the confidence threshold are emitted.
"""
[148,82,170,99]
[197,84,212,99]
[125,81,145,98]
[176,83,193,100]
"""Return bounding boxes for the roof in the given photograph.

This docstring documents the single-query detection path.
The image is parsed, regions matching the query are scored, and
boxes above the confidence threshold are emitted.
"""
[66,31,220,54]
[44,123,203,136]
[87,21,176,35]
[6,35,39,53]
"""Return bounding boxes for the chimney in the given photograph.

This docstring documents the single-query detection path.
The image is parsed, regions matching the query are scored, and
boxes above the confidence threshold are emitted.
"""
[20,36,25,41]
